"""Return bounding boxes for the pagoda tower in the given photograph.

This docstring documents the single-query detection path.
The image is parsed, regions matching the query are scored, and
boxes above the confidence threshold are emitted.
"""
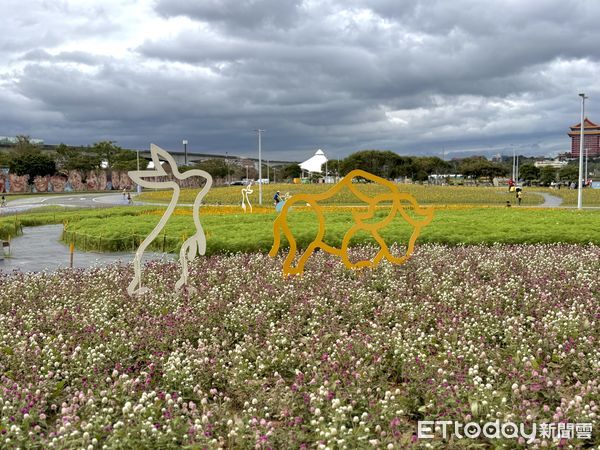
[568,118,600,157]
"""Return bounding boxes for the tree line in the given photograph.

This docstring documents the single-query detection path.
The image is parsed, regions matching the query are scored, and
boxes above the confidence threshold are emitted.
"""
[1,139,593,185]
[0,136,138,179]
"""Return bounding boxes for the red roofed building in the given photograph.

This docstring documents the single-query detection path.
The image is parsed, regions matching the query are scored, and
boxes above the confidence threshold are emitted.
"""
[568,118,600,157]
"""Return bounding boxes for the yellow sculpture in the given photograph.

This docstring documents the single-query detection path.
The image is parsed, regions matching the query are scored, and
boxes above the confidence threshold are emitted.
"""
[127,144,212,295]
[269,169,433,275]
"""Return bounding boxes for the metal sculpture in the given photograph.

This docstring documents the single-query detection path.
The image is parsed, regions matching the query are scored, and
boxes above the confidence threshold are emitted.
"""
[269,169,434,275]
[127,144,212,295]
[241,182,254,213]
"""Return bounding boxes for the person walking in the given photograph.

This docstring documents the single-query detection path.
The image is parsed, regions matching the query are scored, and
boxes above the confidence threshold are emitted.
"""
[127,193,132,205]
[273,191,281,206]
[516,190,523,205]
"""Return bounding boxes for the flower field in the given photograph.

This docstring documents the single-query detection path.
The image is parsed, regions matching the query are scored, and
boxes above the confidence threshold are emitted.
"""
[1,244,598,449]
[137,183,544,206]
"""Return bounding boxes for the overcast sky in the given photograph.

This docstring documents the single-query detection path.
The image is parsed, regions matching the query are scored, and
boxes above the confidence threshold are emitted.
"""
[1,0,599,160]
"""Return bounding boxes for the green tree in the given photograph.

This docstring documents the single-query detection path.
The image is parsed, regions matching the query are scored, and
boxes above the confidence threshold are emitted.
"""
[539,167,558,186]
[458,157,507,179]
[196,159,229,179]
[55,143,100,172]
[91,141,123,168]
[9,152,56,178]
[341,150,402,178]
[281,163,301,180]
[559,164,579,182]
[14,135,40,154]
[519,164,540,181]
[111,149,139,171]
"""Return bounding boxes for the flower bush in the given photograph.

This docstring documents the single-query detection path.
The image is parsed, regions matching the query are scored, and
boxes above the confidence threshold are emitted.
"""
[0,244,598,449]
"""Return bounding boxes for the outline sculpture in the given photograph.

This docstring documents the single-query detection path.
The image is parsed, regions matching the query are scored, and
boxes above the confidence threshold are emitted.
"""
[241,182,254,213]
[269,169,434,275]
[127,144,212,295]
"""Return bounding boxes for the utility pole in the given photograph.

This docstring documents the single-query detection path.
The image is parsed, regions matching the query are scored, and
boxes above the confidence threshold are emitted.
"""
[578,93,587,209]
[183,139,188,166]
[255,129,265,205]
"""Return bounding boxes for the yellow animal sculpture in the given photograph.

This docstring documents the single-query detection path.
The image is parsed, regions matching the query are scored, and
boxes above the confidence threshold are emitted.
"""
[269,169,434,275]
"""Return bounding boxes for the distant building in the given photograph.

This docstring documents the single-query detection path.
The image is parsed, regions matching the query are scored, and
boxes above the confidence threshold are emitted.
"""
[0,136,44,145]
[534,159,568,169]
[568,118,600,157]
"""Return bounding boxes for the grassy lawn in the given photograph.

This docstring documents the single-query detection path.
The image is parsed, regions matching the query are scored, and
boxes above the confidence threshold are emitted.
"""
[535,186,600,206]
[137,183,544,206]
[58,206,600,253]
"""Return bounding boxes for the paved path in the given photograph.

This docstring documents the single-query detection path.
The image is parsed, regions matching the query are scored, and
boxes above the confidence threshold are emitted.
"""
[0,193,130,216]
[533,191,563,207]
[0,224,171,273]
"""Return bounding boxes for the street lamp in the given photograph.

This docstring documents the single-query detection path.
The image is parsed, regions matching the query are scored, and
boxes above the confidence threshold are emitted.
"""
[585,147,589,187]
[578,93,587,210]
[254,129,265,205]
[225,151,229,184]
[136,149,141,193]
[183,139,188,166]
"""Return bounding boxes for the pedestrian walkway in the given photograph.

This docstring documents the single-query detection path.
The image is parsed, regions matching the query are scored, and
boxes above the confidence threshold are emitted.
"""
[533,192,563,207]
[0,224,172,273]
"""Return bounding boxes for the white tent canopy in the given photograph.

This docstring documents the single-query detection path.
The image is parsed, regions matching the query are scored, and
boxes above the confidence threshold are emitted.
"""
[299,149,328,173]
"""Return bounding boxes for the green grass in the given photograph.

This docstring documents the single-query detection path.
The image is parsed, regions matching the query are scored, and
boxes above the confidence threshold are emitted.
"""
[0,206,156,240]
[59,206,600,254]
[137,183,545,206]
[535,186,600,206]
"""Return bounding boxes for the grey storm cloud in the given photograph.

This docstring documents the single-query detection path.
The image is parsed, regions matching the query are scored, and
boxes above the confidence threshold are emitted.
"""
[1,0,599,158]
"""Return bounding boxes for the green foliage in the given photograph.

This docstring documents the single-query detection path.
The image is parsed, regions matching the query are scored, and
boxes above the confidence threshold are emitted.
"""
[280,163,301,180]
[559,164,579,182]
[539,167,558,186]
[8,151,56,178]
[55,206,600,254]
[195,158,229,178]
[13,135,40,153]
[341,150,408,178]
[519,164,540,181]
[458,157,507,179]
[111,149,139,171]
[91,140,122,168]
[55,143,100,172]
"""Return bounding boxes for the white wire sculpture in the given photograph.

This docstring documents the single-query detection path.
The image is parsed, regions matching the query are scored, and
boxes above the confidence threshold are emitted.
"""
[241,182,254,213]
[127,144,212,296]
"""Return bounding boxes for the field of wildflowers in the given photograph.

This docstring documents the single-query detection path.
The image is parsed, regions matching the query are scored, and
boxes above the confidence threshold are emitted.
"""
[138,183,545,206]
[1,244,598,449]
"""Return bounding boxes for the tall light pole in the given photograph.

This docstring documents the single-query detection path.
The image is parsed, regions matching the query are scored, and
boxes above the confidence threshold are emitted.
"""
[578,93,587,209]
[136,149,141,193]
[183,139,188,166]
[225,151,229,184]
[255,129,265,205]
[512,146,516,181]
[585,147,589,187]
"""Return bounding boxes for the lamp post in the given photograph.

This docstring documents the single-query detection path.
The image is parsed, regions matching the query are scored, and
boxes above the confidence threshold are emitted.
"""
[183,139,188,166]
[578,93,587,210]
[136,149,141,193]
[225,151,228,184]
[255,129,265,205]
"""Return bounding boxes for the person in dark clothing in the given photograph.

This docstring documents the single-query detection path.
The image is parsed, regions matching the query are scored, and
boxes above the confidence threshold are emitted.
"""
[273,191,281,205]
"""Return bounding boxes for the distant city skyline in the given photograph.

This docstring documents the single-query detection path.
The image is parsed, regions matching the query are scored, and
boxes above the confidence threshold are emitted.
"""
[2,0,599,160]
